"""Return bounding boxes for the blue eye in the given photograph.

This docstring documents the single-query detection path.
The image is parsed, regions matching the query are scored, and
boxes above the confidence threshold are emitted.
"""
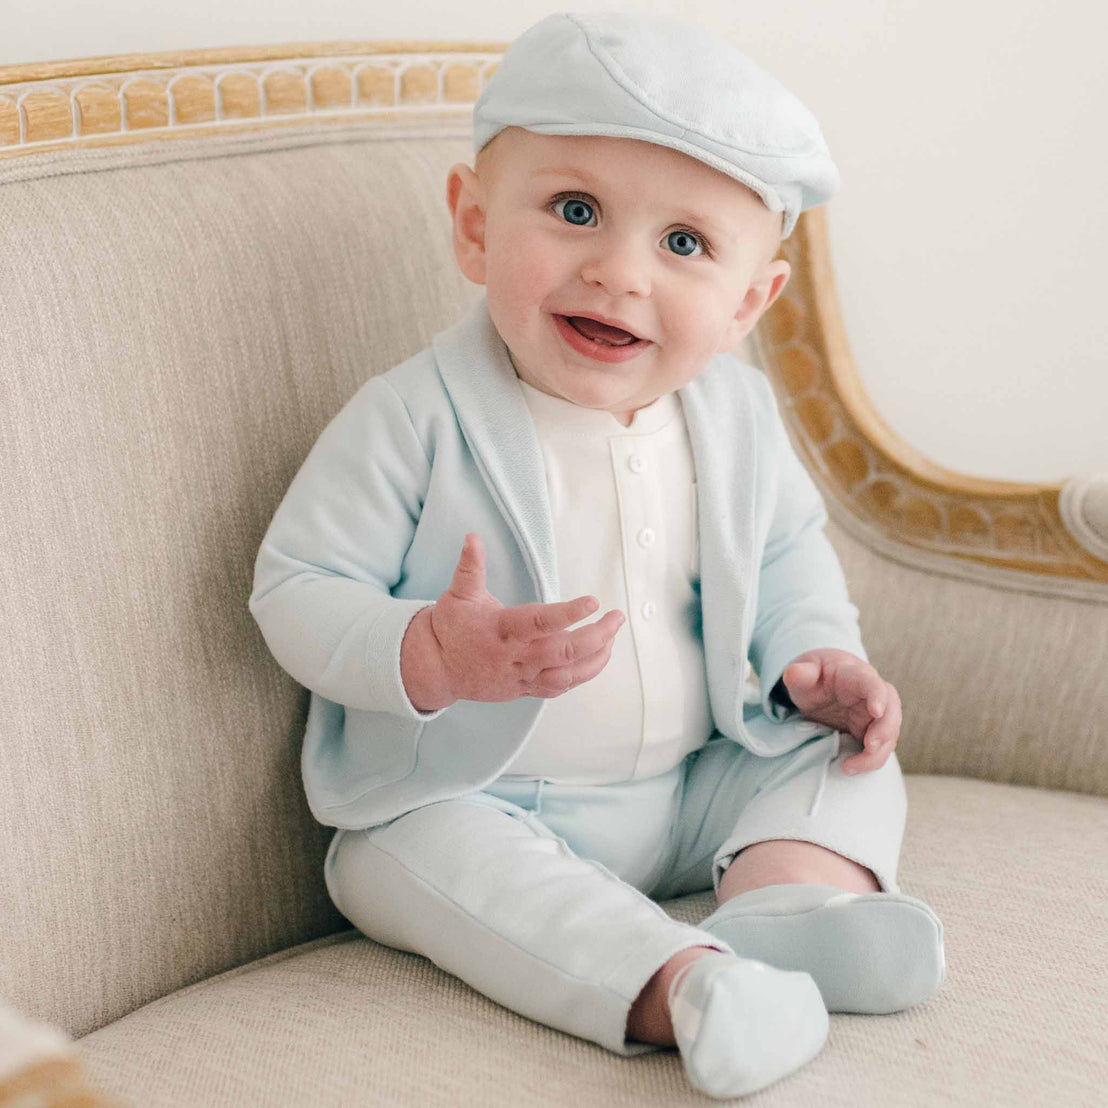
[551,195,707,256]
[667,230,703,257]
[555,197,596,226]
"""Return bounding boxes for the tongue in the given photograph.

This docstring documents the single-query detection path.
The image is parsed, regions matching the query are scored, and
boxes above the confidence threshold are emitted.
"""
[568,316,638,345]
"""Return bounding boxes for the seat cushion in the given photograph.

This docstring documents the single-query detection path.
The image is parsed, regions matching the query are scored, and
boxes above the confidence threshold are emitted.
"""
[77,775,1108,1107]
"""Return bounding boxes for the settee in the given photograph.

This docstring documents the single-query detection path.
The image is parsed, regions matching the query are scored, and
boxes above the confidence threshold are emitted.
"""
[1,39,1106,1108]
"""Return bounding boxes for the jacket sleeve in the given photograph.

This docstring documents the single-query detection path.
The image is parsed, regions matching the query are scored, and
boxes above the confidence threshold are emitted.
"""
[248,373,447,721]
[746,375,868,722]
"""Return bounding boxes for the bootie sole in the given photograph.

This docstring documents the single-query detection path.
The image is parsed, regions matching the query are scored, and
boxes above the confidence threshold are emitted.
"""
[702,891,945,1015]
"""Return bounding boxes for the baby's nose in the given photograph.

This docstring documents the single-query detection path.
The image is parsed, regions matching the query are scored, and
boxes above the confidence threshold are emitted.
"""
[579,239,651,297]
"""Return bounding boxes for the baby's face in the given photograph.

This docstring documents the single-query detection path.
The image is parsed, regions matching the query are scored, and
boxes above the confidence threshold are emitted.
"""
[447,128,791,425]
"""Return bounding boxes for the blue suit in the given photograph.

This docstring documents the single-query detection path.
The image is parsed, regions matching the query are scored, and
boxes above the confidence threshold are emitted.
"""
[249,294,867,831]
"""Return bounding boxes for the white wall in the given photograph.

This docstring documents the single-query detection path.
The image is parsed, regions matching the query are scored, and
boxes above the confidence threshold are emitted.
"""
[5,0,1105,483]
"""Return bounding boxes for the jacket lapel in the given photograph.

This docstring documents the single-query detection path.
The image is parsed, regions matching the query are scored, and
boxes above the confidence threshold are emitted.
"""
[432,296,560,604]
[678,363,757,743]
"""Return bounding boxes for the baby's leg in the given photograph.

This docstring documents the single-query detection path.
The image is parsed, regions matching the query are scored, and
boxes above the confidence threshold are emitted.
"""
[718,837,879,900]
[693,731,945,1014]
[325,793,828,1098]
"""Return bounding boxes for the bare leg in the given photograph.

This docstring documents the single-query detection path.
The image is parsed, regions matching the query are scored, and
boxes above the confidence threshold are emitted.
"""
[718,838,879,904]
[625,945,725,1045]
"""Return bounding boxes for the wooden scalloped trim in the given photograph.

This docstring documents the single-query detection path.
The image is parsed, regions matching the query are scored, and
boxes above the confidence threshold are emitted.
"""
[1,41,1102,584]
[756,206,1108,583]
[0,40,507,85]
[0,43,501,157]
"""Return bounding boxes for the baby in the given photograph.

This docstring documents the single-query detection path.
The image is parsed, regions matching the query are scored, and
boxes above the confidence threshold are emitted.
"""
[250,11,945,1099]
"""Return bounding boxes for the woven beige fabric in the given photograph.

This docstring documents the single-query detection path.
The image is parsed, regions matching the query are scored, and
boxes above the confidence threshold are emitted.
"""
[75,775,1108,1108]
[0,124,479,1036]
[826,519,1108,796]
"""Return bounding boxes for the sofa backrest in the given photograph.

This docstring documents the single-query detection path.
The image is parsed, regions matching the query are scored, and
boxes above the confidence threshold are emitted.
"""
[0,119,481,1035]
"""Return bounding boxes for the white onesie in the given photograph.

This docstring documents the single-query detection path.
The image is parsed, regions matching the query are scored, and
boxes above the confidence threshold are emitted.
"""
[499,376,715,784]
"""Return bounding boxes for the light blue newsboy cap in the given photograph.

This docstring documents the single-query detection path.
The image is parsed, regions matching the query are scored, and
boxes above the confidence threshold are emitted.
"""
[473,11,839,239]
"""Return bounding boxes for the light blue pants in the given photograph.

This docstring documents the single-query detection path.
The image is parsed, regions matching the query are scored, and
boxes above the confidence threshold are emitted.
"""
[324,730,906,1055]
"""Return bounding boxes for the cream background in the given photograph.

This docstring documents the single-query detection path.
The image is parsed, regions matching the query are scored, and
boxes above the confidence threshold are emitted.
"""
[4,0,1105,484]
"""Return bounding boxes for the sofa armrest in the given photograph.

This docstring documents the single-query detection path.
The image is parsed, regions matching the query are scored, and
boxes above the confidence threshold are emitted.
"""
[824,513,1108,797]
[745,208,1107,796]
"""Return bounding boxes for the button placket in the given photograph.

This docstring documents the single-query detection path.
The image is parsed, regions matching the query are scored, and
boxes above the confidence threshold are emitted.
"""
[610,439,649,637]
[624,437,668,749]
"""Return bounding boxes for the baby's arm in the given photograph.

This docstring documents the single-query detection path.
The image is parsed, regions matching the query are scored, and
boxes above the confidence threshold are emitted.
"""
[401,532,625,711]
[250,374,625,719]
[747,376,899,771]
[250,374,452,718]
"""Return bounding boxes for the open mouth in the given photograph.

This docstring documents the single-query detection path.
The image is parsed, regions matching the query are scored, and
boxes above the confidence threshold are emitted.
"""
[552,313,651,364]
[562,315,642,346]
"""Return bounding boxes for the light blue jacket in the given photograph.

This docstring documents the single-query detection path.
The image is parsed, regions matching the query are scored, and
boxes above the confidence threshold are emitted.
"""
[249,295,866,830]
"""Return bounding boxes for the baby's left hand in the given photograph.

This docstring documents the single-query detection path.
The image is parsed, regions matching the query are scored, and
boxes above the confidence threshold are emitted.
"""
[780,649,901,775]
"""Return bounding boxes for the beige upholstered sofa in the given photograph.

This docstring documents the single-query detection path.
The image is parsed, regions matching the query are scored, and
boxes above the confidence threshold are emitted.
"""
[2,40,1107,1108]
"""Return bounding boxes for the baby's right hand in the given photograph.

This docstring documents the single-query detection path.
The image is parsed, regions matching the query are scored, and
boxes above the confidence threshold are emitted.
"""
[400,532,625,711]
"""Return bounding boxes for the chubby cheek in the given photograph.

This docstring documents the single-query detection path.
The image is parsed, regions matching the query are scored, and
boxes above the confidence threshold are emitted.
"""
[660,300,733,368]
[485,223,561,327]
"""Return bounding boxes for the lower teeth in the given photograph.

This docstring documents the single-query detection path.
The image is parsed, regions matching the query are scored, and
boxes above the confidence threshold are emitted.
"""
[568,320,633,346]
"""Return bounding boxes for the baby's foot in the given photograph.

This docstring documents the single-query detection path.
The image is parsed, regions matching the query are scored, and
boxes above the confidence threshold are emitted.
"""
[667,953,828,1099]
[699,883,946,1014]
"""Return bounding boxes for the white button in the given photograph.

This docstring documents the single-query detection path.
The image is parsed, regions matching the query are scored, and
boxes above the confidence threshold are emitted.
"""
[628,455,647,473]
[638,527,655,547]
[641,601,656,619]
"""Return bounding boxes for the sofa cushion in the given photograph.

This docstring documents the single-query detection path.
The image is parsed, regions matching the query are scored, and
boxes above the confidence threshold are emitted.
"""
[76,775,1108,1107]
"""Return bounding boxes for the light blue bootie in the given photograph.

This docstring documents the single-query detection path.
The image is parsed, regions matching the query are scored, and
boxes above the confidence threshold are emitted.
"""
[699,883,946,1015]
[667,953,828,1099]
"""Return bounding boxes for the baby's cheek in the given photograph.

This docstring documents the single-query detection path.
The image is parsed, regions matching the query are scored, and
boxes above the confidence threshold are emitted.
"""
[665,317,730,373]
[672,290,731,344]
[490,225,553,282]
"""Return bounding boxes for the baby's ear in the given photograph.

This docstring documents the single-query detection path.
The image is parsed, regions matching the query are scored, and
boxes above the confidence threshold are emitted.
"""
[446,163,488,286]
[717,258,791,352]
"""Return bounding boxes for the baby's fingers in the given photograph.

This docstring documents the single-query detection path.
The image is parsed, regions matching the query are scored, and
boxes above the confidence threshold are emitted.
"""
[825,660,876,710]
[498,595,602,642]
[517,609,625,675]
[842,685,902,775]
[527,638,616,698]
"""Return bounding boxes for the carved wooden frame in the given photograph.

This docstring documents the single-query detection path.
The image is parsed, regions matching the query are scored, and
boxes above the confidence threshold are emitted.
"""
[757,209,1107,586]
[2,41,1104,586]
